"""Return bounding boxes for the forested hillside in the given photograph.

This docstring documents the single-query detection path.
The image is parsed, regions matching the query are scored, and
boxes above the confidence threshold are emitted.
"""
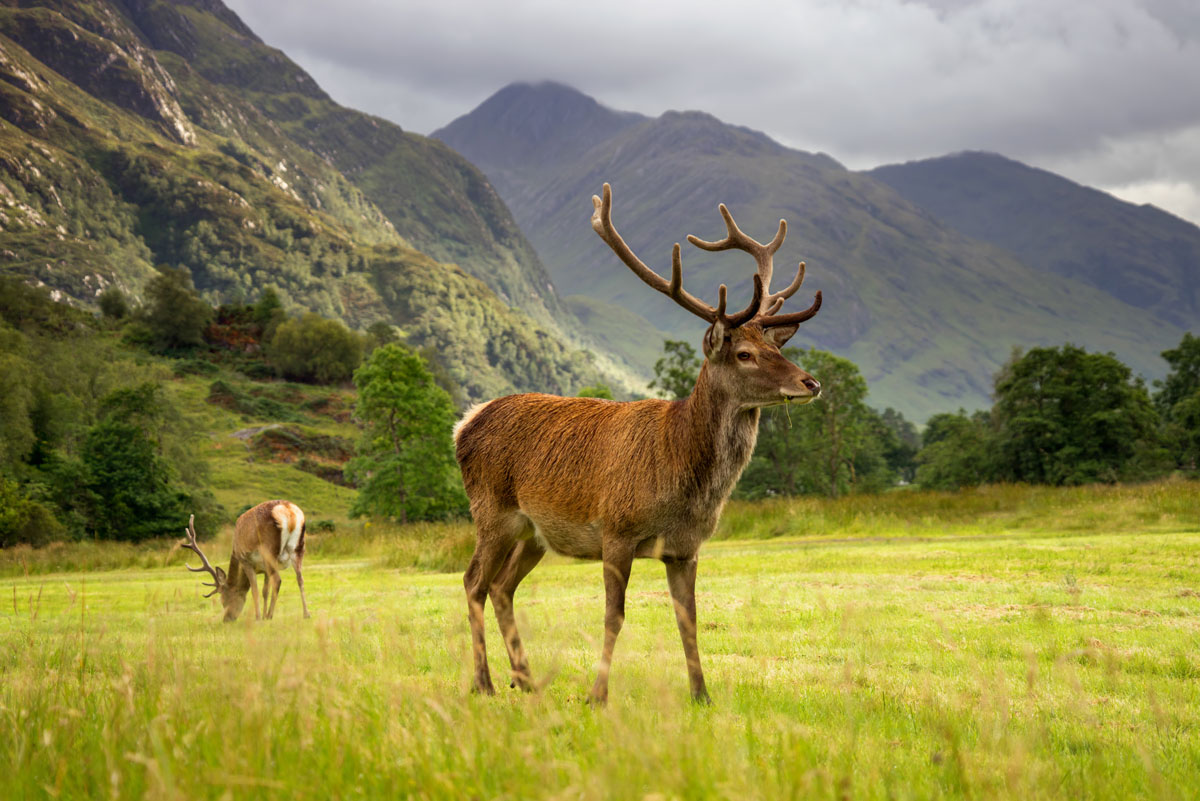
[0,0,613,401]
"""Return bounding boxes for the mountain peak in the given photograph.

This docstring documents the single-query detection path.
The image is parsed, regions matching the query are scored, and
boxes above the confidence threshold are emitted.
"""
[434,81,646,171]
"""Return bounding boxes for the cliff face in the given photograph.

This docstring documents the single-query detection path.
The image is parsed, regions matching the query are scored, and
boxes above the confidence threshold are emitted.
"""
[0,0,610,401]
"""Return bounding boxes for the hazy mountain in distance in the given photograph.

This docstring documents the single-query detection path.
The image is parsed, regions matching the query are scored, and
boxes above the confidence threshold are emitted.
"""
[868,151,1200,329]
[435,83,1186,421]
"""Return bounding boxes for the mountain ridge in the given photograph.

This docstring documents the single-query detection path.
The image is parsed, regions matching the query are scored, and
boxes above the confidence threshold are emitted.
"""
[436,82,1188,420]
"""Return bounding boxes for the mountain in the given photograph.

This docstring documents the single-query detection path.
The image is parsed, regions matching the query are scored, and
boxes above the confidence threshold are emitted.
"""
[0,1,616,400]
[435,83,1188,421]
[868,151,1200,329]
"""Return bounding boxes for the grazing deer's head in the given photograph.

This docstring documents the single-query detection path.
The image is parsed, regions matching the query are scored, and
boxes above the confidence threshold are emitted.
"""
[590,183,822,410]
[182,515,247,622]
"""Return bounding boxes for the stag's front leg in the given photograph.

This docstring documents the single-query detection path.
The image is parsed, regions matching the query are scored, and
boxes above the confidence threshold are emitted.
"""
[247,568,263,621]
[265,570,282,620]
[589,537,636,706]
[665,555,710,704]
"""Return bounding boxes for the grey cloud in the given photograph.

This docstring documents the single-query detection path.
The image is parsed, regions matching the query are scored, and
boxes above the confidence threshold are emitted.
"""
[224,0,1200,225]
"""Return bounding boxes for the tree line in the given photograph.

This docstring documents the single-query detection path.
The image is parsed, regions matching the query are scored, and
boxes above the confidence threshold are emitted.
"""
[641,335,1199,499]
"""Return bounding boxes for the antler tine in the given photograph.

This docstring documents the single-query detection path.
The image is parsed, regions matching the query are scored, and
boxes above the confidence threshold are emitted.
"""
[719,274,764,329]
[763,260,805,311]
[759,290,823,328]
[181,514,222,594]
[592,183,717,323]
[686,204,787,315]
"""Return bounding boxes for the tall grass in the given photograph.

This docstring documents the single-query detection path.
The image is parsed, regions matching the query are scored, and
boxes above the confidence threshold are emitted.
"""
[4,478,1195,577]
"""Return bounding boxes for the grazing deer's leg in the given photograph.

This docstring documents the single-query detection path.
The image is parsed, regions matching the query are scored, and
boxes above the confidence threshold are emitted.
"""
[262,574,270,617]
[463,527,519,695]
[665,556,710,704]
[247,566,262,621]
[266,570,282,620]
[589,537,637,706]
[293,553,310,619]
[489,539,546,691]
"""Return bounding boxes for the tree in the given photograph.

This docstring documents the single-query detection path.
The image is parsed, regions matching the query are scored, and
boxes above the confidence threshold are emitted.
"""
[1155,332,1200,469]
[649,340,700,400]
[98,286,130,320]
[138,265,212,352]
[0,323,36,474]
[737,348,889,498]
[1156,332,1200,413]
[992,344,1167,485]
[81,419,189,541]
[344,344,467,523]
[253,287,285,335]
[577,383,614,399]
[879,407,921,484]
[269,312,364,383]
[916,410,996,490]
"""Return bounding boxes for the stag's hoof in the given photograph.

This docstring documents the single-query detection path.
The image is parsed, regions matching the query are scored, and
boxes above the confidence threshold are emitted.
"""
[471,676,496,696]
[692,690,713,706]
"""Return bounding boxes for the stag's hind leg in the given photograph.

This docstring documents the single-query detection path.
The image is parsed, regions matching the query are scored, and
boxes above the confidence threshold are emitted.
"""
[489,538,546,691]
[463,514,524,695]
[293,552,310,619]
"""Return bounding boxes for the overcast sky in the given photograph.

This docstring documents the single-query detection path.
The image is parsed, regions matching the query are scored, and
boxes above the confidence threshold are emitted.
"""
[225,0,1200,225]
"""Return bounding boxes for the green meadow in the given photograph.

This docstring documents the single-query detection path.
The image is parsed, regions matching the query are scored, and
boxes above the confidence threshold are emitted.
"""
[2,480,1199,800]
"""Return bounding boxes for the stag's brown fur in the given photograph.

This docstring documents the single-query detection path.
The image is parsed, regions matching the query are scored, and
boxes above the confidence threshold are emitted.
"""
[457,324,818,702]
[457,183,823,704]
[185,500,310,622]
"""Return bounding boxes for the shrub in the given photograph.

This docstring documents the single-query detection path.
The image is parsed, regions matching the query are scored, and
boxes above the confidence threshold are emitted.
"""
[269,312,363,383]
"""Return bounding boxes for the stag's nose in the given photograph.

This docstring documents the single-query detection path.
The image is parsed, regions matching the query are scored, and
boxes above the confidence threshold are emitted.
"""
[803,378,821,397]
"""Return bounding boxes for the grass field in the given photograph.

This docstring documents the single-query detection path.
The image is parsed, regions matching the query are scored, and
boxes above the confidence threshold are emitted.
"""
[2,482,1199,799]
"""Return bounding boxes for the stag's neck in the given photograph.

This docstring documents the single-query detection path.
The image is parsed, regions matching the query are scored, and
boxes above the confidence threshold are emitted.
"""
[670,364,760,504]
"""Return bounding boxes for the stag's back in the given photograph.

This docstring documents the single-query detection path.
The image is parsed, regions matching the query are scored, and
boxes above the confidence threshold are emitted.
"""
[455,394,690,524]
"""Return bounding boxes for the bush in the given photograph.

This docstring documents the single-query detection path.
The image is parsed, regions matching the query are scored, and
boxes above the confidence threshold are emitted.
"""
[138,265,212,352]
[269,312,363,383]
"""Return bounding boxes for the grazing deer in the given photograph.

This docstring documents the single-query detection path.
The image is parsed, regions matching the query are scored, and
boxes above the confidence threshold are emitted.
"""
[181,500,311,622]
[454,183,823,703]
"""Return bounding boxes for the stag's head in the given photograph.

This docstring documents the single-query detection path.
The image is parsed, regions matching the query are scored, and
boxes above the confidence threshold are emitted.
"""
[591,183,822,409]
[181,515,248,622]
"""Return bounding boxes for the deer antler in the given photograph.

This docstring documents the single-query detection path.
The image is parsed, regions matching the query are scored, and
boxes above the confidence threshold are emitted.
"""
[181,514,222,598]
[591,183,760,327]
[687,202,821,329]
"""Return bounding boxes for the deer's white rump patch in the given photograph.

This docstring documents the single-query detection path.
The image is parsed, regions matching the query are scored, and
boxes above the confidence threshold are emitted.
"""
[453,400,494,445]
[273,501,305,562]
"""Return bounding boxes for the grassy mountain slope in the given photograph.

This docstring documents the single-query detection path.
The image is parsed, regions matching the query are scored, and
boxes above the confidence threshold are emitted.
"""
[436,84,1186,420]
[121,0,564,326]
[0,1,608,400]
[868,151,1200,328]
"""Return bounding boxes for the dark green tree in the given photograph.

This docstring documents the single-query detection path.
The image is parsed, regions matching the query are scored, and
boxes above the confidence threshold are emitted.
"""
[992,344,1167,484]
[1156,333,1200,413]
[80,419,189,541]
[98,286,130,320]
[138,265,212,352]
[878,407,921,484]
[916,410,996,490]
[738,348,890,498]
[649,340,700,400]
[1156,333,1200,469]
[344,344,467,523]
[269,312,364,383]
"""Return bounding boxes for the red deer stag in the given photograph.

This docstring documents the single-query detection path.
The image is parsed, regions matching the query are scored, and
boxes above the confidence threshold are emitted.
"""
[454,184,823,703]
[182,500,310,622]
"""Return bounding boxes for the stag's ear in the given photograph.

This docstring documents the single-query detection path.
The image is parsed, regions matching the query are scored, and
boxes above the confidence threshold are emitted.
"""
[702,320,728,359]
[764,323,800,348]
[214,566,227,584]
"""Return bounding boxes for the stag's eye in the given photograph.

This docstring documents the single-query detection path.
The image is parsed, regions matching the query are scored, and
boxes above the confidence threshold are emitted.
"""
[737,351,752,361]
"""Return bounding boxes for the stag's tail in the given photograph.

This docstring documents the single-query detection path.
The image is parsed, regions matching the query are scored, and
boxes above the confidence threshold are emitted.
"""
[272,501,305,560]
